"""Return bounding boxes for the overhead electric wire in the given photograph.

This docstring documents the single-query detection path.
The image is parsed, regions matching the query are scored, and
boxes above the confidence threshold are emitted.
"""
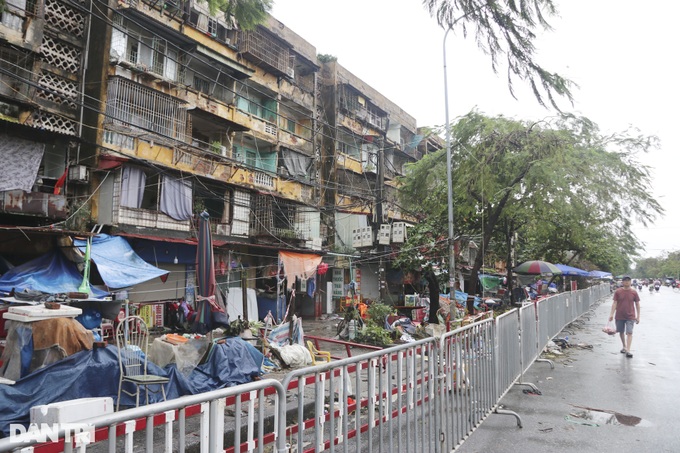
[1,0,429,255]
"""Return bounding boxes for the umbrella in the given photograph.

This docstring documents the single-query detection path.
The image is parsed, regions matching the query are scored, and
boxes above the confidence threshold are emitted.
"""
[196,211,215,299]
[513,260,563,275]
[193,211,216,334]
[555,264,590,277]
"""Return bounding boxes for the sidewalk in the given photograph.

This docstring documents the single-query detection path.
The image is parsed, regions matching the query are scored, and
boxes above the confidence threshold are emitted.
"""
[457,289,680,453]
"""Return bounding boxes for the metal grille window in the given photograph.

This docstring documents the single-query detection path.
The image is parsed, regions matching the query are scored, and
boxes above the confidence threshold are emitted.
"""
[231,190,250,237]
[193,75,211,95]
[110,16,181,82]
[0,47,32,91]
[238,28,291,74]
[105,77,187,141]
[0,0,26,32]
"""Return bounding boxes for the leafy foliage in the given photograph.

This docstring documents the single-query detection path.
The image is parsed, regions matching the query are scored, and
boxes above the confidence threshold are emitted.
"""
[366,302,394,326]
[203,0,273,30]
[355,324,393,347]
[422,0,573,110]
[317,54,338,63]
[397,111,663,296]
[636,251,680,279]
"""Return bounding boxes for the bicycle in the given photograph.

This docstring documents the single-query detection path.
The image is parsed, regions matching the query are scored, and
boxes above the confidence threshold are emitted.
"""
[336,303,365,339]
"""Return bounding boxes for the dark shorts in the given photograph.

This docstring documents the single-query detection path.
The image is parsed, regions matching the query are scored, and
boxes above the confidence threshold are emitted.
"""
[616,319,635,335]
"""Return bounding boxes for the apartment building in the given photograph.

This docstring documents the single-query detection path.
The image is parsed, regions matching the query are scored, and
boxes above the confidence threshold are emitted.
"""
[0,0,425,315]
[318,60,420,304]
[0,0,92,260]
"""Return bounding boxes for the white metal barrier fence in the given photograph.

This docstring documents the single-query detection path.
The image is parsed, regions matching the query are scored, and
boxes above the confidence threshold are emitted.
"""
[0,379,287,453]
[0,284,610,453]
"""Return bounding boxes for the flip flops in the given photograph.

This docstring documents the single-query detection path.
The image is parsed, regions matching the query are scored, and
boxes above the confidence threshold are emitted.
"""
[620,348,627,354]
[626,352,633,358]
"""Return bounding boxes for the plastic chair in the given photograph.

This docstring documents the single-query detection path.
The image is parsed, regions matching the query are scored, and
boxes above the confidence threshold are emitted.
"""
[306,340,331,365]
[115,316,169,411]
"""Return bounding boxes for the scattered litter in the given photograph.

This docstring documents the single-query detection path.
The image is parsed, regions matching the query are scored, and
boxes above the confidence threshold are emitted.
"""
[523,388,542,396]
[648,362,656,366]
[538,427,553,433]
[565,415,599,427]
[569,405,642,426]
[576,343,593,349]
[546,376,553,380]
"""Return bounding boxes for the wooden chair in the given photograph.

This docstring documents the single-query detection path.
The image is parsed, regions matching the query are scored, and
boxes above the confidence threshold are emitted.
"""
[115,316,169,411]
[306,340,331,365]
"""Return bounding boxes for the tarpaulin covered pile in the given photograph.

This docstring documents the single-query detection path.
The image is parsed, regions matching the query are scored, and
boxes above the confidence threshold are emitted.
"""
[0,338,262,437]
[0,250,108,298]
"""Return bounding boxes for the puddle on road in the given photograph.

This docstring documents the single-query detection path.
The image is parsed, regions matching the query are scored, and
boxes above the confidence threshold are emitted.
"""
[568,408,650,427]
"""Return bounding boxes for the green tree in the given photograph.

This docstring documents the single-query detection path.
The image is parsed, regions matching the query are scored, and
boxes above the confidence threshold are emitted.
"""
[397,112,663,312]
[204,0,273,30]
[423,0,572,109]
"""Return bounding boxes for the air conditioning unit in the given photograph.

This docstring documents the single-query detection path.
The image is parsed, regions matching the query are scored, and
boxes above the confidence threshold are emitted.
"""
[68,165,89,183]
[286,68,294,78]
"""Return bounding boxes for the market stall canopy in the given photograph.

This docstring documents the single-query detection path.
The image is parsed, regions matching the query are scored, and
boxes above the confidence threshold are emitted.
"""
[555,264,590,277]
[589,270,613,279]
[0,250,108,297]
[279,251,323,289]
[513,260,562,275]
[73,234,168,289]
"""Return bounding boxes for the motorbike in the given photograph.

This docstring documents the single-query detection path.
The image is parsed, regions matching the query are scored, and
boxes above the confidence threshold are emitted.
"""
[655,284,661,293]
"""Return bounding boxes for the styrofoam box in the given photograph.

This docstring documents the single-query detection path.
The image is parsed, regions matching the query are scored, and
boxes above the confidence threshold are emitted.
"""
[31,397,114,424]
[8,305,82,318]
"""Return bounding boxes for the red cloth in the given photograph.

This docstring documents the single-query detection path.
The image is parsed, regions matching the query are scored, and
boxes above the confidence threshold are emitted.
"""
[53,167,68,195]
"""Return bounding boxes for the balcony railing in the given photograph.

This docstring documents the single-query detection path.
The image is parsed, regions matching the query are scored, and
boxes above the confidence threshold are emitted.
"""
[0,190,68,220]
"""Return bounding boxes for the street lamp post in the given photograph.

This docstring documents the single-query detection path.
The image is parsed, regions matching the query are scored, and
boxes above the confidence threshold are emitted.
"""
[443,28,456,295]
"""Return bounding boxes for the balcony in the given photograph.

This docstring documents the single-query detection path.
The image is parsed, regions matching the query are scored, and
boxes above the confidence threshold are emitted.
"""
[116,206,190,231]
[0,190,68,219]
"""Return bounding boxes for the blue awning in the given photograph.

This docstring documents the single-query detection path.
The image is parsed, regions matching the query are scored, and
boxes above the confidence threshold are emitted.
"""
[588,270,613,279]
[555,264,590,277]
[73,235,168,289]
[0,250,108,297]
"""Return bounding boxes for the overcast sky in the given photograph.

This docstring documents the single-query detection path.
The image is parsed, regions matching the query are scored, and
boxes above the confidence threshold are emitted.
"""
[271,0,679,261]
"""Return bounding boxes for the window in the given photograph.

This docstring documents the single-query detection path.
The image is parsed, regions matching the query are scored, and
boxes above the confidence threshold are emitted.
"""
[193,75,211,94]
[208,18,217,37]
[233,145,277,173]
[285,117,296,134]
[140,172,159,210]
[236,94,277,123]
[106,77,187,141]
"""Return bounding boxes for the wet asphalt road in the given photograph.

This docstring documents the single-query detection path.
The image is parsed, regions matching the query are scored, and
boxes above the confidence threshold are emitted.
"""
[457,285,680,453]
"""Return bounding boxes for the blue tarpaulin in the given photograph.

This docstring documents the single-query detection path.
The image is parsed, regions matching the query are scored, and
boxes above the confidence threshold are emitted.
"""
[73,235,168,289]
[0,338,262,437]
[555,264,589,276]
[0,250,108,298]
[589,270,613,279]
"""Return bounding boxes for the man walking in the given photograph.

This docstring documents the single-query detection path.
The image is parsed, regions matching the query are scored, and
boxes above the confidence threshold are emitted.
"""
[609,275,640,358]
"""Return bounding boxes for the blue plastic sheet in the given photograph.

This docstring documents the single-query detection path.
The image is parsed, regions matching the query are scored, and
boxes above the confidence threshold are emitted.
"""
[0,338,262,437]
[0,250,108,297]
[73,235,168,289]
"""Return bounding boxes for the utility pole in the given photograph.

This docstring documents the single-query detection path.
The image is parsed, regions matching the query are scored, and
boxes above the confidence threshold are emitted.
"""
[376,141,386,301]
[443,28,456,295]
